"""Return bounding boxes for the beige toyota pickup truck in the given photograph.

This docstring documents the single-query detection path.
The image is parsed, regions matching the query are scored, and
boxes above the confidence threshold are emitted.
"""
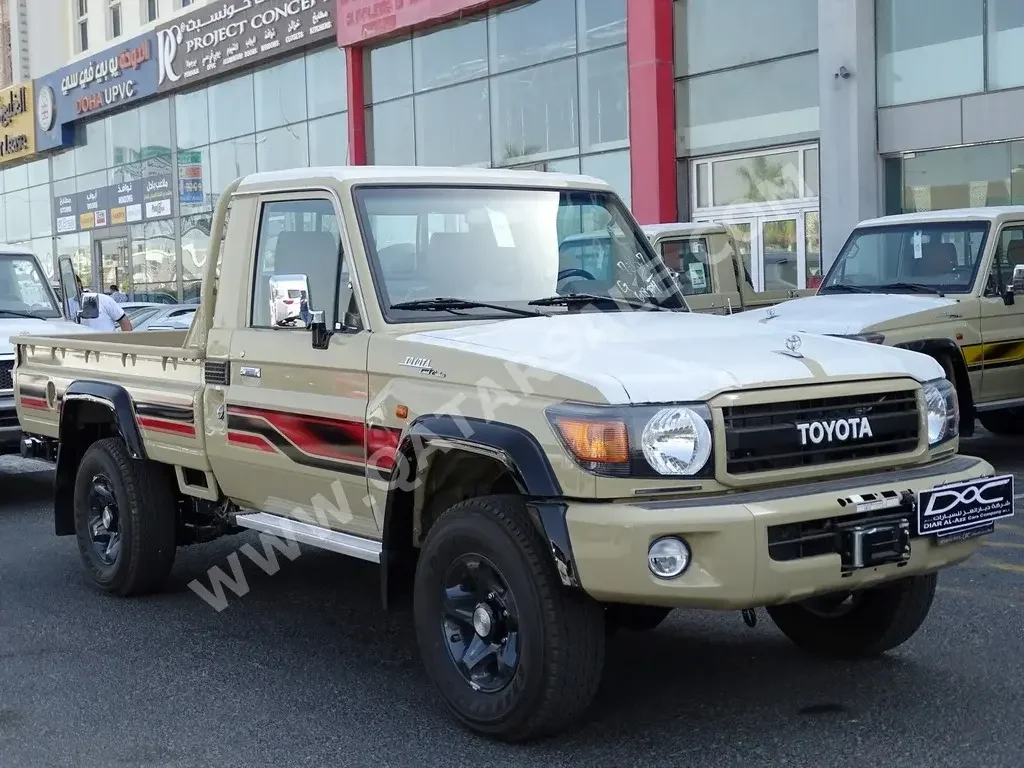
[731,207,1024,437]
[13,168,1012,742]
[560,222,813,315]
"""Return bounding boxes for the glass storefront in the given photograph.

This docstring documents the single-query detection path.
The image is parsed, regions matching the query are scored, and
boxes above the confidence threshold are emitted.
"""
[887,141,1024,214]
[25,45,350,301]
[363,0,631,206]
[689,144,821,290]
[673,0,818,157]
[877,0,1024,106]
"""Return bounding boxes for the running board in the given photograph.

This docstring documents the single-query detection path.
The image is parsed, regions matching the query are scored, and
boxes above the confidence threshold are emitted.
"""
[234,512,382,564]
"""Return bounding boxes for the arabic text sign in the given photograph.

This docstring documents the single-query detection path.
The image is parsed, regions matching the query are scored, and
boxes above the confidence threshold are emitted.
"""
[0,83,35,165]
[34,33,159,152]
[54,175,173,234]
[335,0,504,45]
[156,0,336,92]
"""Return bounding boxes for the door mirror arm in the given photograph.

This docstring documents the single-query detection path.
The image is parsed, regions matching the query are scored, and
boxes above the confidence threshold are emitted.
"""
[309,310,333,350]
[1003,285,1016,306]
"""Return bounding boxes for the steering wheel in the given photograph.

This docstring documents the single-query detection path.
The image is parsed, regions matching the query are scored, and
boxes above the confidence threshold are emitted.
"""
[557,268,596,282]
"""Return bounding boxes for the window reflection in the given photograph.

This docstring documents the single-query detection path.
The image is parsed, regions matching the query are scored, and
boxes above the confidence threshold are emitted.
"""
[367,98,416,165]
[181,214,212,303]
[131,220,177,302]
[255,57,307,132]
[413,18,487,91]
[582,150,631,208]
[488,0,576,73]
[367,37,413,103]
[176,88,210,149]
[580,46,628,151]
[4,161,27,191]
[210,138,258,200]
[988,0,1024,90]
[415,81,490,166]
[139,99,172,156]
[76,120,108,175]
[5,190,30,242]
[257,124,310,172]
[491,58,579,164]
[29,186,52,239]
[106,108,141,167]
[579,0,627,51]
[178,147,213,215]
[209,74,255,143]
[306,46,348,118]
[309,113,349,166]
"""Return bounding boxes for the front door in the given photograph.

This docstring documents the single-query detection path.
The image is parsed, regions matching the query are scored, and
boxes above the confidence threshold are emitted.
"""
[95,236,129,297]
[205,194,379,539]
[978,222,1024,403]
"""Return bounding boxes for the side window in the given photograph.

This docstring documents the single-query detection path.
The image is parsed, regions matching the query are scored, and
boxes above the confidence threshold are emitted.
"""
[661,238,712,296]
[251,198,343,328]
[989,225,1024,295]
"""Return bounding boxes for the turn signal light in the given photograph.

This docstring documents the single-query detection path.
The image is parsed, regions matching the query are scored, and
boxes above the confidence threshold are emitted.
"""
[553,417,629,464]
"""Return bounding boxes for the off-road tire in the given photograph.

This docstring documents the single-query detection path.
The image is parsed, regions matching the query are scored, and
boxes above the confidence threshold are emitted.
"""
[413,494,605,742]
[73,437,177,596]
[605,603,673,633]
[978,407,1024,435]
[765,573,938,659]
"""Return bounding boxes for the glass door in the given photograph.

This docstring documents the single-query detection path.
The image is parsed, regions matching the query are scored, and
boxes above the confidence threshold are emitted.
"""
[96,236,130,297]
[759,214,803,292]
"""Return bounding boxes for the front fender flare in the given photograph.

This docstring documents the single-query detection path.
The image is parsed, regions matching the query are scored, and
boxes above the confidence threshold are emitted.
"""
[379,415,578,608]
[893,338,975,435]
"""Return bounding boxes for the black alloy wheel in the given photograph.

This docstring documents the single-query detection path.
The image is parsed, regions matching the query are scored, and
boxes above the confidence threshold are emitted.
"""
[86,473,121,566]
[441,554,520,693]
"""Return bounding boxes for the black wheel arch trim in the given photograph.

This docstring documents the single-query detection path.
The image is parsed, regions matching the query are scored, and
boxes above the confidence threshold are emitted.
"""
[379,415,577,608]
[894,338,975,436]
[54,381,145,537]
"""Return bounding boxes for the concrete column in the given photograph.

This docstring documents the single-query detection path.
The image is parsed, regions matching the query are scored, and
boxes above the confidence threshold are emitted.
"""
[818,0,881,269]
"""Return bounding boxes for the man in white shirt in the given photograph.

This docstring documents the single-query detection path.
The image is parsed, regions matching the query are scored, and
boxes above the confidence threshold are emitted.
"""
[72,274,132,332]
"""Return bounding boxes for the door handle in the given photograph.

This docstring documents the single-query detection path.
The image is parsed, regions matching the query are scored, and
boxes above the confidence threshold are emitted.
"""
[240,366,261,379]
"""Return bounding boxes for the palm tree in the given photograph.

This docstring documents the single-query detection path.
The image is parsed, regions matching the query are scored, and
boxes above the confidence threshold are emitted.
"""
[736,155,799,203]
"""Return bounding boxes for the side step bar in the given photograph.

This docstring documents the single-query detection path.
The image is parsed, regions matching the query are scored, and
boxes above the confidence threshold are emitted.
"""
[234,512,382,564]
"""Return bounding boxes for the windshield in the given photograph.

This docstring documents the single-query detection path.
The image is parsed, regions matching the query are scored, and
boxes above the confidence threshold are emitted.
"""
[354,185,688,321]
[0,253,61,319]
[822,222,989,294]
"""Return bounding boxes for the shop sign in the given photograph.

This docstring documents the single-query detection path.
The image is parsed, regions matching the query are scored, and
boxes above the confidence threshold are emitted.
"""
[156,0,336,92]
[34,33,160,153]
[0,83,36,164]
[54,174,173,234]
[335,0,505,45]
[178,150,205,204]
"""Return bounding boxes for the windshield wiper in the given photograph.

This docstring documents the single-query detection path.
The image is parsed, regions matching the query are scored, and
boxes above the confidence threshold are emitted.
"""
[528,293,671,311]
[0,309,44,320]
[818,283,870,294]
[874,282,945,297]
[390,297,543,318]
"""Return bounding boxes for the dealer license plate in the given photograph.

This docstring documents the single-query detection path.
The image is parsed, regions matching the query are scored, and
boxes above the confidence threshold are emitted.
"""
[916,474,1015,539]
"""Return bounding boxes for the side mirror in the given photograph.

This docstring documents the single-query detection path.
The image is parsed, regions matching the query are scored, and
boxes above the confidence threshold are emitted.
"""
[310,309,332,350]
[268,273,310,328]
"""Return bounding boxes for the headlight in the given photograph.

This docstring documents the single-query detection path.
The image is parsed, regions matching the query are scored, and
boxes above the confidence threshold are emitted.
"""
[546,403,714,478]
[922,377,958,445]
[641,407,712,475]
[833,332,885,344]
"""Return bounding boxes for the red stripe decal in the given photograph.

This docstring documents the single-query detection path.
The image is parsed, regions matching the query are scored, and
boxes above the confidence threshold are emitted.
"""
[138,416,197,437]
[21,396,49,410]
[228,431,277,453]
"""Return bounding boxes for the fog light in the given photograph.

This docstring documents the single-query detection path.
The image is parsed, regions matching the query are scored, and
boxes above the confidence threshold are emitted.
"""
[647,536,690,579]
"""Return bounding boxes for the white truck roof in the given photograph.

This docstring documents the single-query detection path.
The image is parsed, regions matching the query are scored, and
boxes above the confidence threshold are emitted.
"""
[236,165,614,191]
[855,206,1024,228]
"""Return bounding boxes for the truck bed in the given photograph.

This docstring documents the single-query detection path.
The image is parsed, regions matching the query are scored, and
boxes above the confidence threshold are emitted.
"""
[14,329,209,469]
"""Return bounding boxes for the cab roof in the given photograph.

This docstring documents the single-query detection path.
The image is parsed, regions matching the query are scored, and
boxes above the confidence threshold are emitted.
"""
[855,206,1024,228]
[236,165,614,191]
[641,221,730,238]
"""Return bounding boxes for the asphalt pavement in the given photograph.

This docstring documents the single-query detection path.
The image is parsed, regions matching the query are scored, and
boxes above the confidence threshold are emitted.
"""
[1,434,1022,768]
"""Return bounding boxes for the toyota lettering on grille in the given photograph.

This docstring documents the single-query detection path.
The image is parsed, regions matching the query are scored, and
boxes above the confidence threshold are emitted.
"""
[796,417,873,446]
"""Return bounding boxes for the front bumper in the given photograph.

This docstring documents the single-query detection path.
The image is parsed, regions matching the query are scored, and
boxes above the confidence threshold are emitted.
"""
[0,395,21,452]
[564,455,1002,610]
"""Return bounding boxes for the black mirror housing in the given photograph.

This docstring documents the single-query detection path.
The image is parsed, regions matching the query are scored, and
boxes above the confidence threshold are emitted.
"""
[1003,286,1016,306]
[310,309,332,350]
[80,295,100,319]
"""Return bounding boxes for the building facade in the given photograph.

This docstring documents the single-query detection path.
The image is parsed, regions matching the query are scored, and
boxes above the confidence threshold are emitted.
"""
[0,0,1020,302]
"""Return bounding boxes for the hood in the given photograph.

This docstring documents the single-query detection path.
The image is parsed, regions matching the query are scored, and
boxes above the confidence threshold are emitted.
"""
[730,293,959,335]
[401,311,943,404]
[2,318,98,356]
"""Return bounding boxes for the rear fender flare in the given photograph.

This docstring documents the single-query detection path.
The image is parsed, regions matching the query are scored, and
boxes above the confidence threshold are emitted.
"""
[54,381,144,536]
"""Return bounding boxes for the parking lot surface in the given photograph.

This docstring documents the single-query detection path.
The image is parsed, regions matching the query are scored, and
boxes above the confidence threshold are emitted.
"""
[1,432,1022,768]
